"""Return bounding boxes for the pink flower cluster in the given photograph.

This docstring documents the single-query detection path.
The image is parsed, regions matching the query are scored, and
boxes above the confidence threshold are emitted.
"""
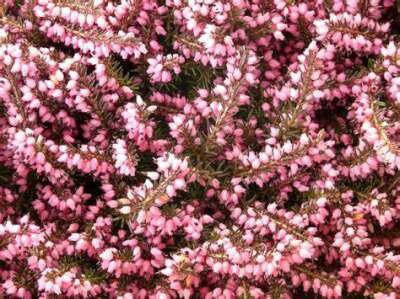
[1,0,400,298]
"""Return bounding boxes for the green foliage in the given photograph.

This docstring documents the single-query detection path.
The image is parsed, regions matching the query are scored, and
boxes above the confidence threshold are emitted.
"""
[0,164,13,185]
[57,255,108,284]
[14,172,41,221]
[104,57,140,93]
[153,116,170,140]
[160,10,177,53]
[160,182,206,218]
[13,264,38,295]
[157,60,219,99]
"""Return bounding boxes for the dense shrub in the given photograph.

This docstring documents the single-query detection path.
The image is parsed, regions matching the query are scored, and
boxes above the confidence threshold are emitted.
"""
[1,0,400,298]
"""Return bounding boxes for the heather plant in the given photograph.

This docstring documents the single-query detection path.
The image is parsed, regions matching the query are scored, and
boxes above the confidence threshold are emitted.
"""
[1,0,400,298]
